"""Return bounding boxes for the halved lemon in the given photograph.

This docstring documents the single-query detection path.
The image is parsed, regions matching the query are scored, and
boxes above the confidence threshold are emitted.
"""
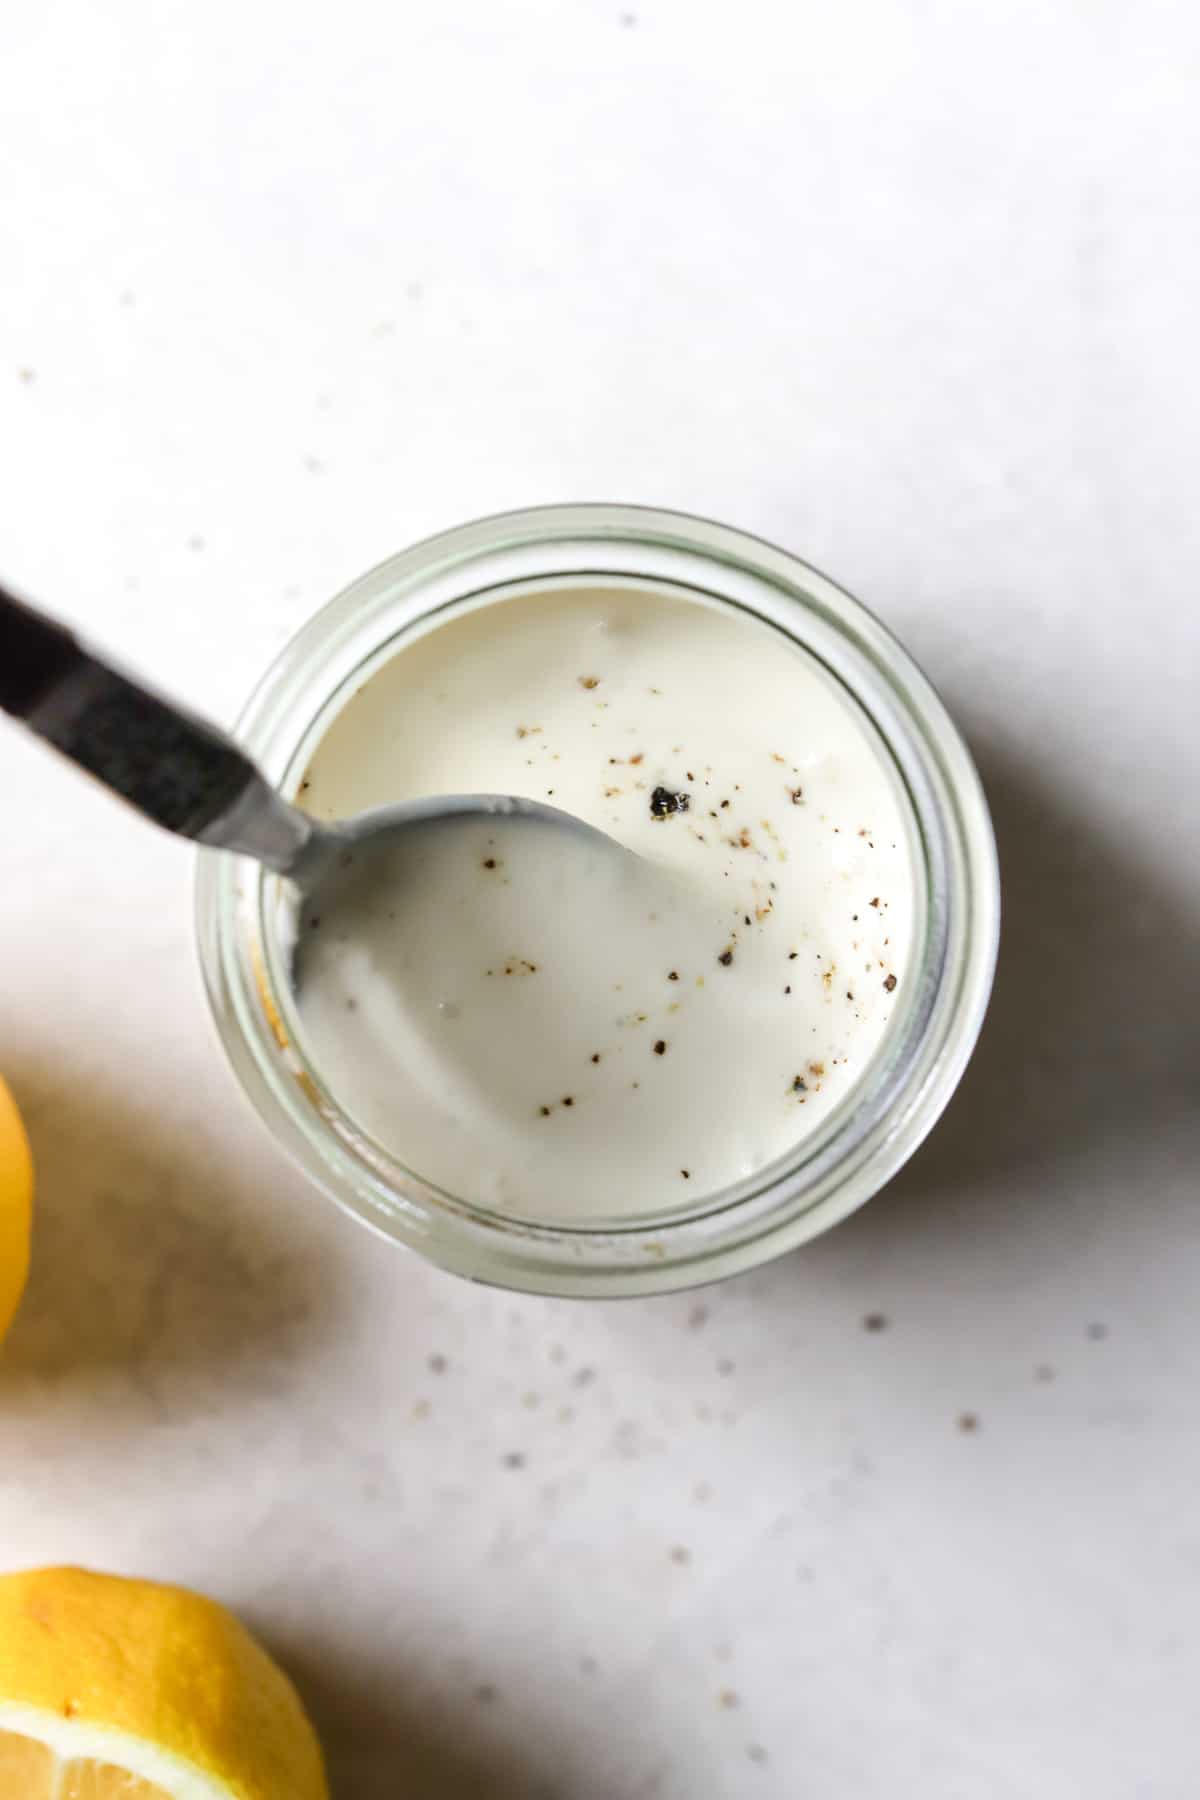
[0,1567,327,1799]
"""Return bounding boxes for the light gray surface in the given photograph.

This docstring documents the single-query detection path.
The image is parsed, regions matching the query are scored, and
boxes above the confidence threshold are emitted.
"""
[1,3,1198,1795]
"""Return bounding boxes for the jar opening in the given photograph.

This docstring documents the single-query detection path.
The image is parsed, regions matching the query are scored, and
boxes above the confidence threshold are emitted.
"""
[258,570,929,1234]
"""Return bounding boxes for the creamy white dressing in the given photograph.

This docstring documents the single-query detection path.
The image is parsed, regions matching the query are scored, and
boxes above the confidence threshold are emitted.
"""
[291,584,915,1222]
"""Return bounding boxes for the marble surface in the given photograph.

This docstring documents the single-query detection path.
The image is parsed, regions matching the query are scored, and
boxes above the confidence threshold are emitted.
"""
[2,3,1199,1795]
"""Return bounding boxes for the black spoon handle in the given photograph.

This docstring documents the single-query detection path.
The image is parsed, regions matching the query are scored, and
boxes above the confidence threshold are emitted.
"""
[0,583,311,869]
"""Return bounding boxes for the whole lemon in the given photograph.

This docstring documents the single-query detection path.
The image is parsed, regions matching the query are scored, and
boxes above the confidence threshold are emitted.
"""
[0,1076,31,1344]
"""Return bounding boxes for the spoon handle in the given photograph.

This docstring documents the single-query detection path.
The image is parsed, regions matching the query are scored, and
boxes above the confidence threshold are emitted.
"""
[0,583,313,872]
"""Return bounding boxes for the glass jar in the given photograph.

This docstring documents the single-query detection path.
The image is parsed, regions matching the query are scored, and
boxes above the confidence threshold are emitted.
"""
[195,505,998,1296]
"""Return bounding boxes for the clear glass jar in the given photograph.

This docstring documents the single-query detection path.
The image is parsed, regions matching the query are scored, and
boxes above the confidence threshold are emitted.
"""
[195,505,998,1296]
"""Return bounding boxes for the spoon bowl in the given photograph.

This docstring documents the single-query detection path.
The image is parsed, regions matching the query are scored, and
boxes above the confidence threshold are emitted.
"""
[288,791,627,896]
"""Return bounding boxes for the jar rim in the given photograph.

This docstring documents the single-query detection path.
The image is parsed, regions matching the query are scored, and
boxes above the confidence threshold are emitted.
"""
[195,504,999,1296]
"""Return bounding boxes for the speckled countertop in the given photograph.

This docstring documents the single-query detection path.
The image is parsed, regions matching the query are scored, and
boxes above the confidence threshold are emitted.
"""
[2,5,1199,1796]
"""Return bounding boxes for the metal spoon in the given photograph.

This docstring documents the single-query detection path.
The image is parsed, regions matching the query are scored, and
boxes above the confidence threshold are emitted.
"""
[0,584,618,901]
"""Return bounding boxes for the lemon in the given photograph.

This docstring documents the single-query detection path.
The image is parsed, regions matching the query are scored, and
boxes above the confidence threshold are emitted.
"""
[0,1077,32,1345]
[0,1567,328,1800]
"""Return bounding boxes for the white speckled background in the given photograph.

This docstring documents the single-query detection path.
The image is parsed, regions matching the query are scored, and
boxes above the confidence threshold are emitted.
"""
[2,3,1198,1796]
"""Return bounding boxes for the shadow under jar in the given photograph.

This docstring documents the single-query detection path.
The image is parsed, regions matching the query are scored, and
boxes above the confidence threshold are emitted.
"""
[195,505,998,1296]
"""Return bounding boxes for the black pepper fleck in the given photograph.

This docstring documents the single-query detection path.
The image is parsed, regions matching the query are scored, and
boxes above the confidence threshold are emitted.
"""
[653,1039,667,1055]
[718,948,734,967]
[863,1312,888,1332]
[562,1096,574,1107]
[650,785,690,819]
[883,973,897,992]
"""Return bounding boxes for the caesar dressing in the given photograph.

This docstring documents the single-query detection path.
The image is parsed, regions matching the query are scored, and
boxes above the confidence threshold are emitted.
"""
[290,583,914,1221]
